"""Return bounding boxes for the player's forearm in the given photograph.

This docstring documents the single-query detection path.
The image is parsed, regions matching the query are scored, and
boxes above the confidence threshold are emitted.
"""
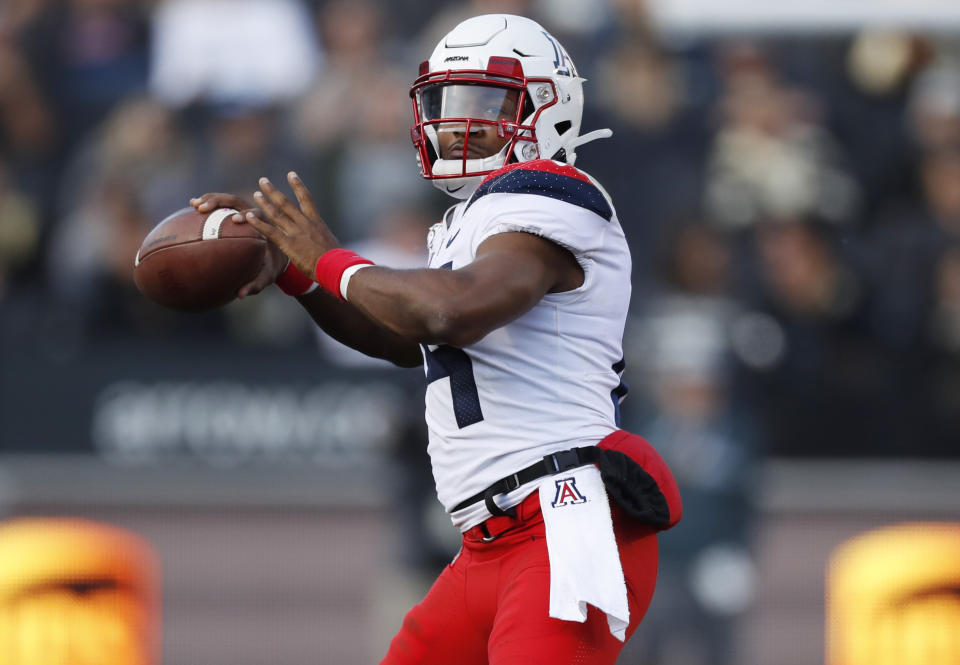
[296,288,423,367]
[345,266,521,348]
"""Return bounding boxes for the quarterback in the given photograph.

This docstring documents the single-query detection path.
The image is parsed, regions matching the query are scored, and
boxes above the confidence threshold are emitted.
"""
[192,14,681,664]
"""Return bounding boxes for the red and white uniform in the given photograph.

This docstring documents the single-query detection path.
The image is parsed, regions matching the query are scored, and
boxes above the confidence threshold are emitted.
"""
[382,13,675,664]
[383,162,666,665]
[420,159,631,530]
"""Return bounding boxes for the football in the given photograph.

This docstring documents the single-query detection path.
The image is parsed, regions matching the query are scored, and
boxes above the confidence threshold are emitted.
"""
[133,207,266,312]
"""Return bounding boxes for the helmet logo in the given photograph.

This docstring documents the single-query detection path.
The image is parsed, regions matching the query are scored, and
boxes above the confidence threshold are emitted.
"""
[444,55,469,63]
[541,31,576,77]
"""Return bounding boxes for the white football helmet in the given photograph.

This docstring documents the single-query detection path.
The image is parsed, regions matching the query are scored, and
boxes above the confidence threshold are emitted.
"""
[409,14,611,199]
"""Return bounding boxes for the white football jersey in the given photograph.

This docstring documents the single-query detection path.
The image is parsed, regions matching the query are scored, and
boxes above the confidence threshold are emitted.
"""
[421,160,632,531]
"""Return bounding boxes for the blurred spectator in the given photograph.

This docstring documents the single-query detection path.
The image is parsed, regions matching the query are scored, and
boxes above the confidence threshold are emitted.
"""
[150,0,319,108]
[586,40,710,291]
[747,219,892,456]
[788,33,927,222]
[622,223,761,665]
[58,95,197,223]
[18,0,151,152]
[0,33,56,159]
[46,93,197,323]
[47,176,156,330]
[861,147,960,454]
[291,0,398,153]
[622,323,760,665]
[908,62,960,153]
[846,31,930,99]
[0,0,52,36]
[863,148,960,351]
[47,170,230,342]
[196,104,305,203]
[0,159,42,298]
[609,0,658,38]
[917,146,960,234]
[0,27,58,240]
[705,43,860,229]
[923,244,960,453]
[291,0,435,242]
[931,245,960,353]
[533,0,610,39]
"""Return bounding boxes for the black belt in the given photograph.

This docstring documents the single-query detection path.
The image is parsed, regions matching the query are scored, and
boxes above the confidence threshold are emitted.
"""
[453,446,600,519]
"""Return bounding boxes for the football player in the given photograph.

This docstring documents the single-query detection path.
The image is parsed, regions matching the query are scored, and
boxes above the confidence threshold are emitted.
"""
[192,14,681,664]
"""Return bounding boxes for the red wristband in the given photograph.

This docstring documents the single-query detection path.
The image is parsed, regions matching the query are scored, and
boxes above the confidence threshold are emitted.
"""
[275,260,316,296]
[314,249,375,301]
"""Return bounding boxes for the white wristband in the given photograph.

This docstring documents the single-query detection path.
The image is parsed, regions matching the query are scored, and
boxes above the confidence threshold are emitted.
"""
[339,263,373,301]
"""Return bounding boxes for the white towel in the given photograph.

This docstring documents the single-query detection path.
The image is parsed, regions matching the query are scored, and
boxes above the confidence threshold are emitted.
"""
[538,464,630,641]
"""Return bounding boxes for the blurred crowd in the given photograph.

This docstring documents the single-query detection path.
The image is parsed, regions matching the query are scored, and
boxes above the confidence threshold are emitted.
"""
[2,0,955,458]
[2,0,958,454]
[0,0,957,432]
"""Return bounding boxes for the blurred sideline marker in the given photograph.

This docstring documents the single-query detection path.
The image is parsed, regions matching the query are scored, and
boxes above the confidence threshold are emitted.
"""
[0,518,160,665]
[827,522,960,665]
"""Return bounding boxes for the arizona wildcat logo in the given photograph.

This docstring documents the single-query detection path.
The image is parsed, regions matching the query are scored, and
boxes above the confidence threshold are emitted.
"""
[551,477,587,507]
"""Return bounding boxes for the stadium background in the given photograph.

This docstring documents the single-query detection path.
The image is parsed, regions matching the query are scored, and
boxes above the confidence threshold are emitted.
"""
[1,0,959,663]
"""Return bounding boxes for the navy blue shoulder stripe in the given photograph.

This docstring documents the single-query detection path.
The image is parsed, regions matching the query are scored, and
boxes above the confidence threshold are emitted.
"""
[466,167,613,222]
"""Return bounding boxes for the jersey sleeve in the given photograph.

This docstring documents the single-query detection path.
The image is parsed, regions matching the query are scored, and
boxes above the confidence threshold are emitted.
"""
[464,160,616,258]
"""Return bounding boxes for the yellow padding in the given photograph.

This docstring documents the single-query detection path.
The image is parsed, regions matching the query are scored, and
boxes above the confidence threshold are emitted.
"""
[827,522,960,665]
[0,518,160,665]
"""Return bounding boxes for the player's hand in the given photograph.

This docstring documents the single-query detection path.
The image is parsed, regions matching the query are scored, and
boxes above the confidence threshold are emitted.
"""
[237,240,288,299]
[189,192,254,215]
[245,172,340,277]
[189,192,288,299]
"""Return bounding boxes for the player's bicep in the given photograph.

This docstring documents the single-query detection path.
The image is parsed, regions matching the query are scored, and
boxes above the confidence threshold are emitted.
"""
[438,232,576,346]
[473,231,583,295]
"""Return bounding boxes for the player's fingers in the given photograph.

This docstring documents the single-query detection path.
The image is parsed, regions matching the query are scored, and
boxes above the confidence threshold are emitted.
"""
[287,171,321,220]
[198,195,221,212]
[252,191,293,232]
[244,208,284,245]
[189,194,215,211]
[237,272,271,298]
[237,267,277,298]
[236,279,260,299]
[258,177,303,223]
[231,207,260,225]
[237,240,288,299]
[191,193,249,213]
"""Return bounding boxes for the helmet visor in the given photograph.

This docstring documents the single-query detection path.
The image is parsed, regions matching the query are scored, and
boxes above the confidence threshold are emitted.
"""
[420,84,521,123]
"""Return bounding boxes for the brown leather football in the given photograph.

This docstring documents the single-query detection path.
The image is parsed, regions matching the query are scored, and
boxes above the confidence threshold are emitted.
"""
[133,207,266,311]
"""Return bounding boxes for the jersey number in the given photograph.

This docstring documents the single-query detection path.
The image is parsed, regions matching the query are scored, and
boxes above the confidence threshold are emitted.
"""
[422,344,484,428]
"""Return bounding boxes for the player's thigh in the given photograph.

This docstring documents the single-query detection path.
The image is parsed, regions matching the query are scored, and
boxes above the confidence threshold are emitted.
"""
[487,527,659,665]
[617,518,659,632]
[380,559,487,665]
[486,562,620,665]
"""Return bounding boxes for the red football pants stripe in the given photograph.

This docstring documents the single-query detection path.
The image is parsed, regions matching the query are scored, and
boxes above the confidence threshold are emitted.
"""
[381,492,659,664]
